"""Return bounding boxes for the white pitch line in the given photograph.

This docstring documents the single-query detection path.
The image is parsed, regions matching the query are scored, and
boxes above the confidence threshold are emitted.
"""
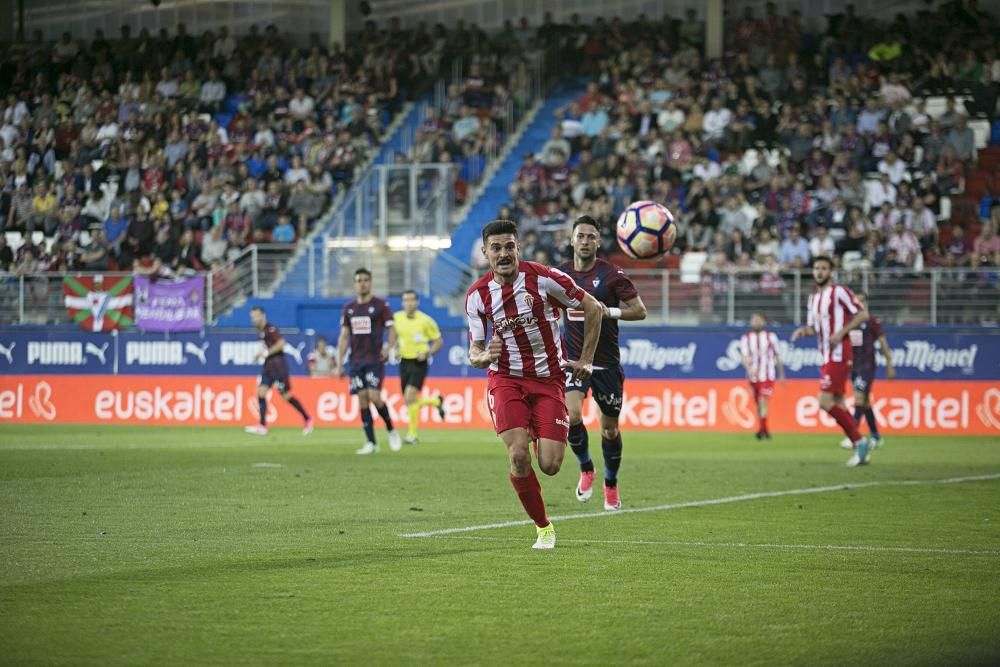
[398,473,1000,538]
[426,535,1000,557]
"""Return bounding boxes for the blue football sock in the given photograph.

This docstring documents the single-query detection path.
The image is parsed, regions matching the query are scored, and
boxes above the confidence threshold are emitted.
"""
[602,433,623,487]
[360,409,376,444]
[375,404,394,431]
[568,422,594,472]
[864,408,880,438]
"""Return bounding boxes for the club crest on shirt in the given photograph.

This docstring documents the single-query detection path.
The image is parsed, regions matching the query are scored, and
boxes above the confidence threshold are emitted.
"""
[522,293,534,309]
[592,278,600,288]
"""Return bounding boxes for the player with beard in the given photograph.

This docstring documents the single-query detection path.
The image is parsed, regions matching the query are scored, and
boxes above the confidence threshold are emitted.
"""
[466,219,604,549]
[557,215,647,510]
[791,256,873,466]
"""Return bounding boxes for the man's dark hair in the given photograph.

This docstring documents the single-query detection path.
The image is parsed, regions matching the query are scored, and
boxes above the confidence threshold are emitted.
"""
[354,268,371,279]
[572,215,601,232]
[316,335,327,344]
[812,255,834,268]
[251,306,265,315]
[402,289,418,298]
[481,219,518,245]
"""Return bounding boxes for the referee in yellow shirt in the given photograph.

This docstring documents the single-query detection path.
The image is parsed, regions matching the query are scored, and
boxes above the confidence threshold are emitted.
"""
[393,290,447,444]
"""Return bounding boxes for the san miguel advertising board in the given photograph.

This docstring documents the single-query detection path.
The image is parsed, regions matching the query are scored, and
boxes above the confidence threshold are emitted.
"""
[1,327,997,435]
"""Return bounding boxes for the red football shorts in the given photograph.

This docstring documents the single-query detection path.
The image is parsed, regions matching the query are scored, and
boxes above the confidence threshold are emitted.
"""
[750,380,775,400]
[487,373,570,442]
[819,361,851,394]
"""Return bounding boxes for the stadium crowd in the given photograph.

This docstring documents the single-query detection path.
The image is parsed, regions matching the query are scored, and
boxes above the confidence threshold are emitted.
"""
[0,20,463,277]
[490,2,1000,280]
[3,3,1000,289]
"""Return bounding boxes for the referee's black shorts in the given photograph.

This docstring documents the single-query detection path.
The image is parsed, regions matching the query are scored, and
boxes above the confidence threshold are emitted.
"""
[399,358,429,390]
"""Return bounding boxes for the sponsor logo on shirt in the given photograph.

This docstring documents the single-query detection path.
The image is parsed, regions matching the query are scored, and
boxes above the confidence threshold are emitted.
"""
[351,316,372,335]
[494,314,538,334]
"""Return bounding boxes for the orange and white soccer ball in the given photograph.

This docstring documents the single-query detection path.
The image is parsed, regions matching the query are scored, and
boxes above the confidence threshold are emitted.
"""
[615,200,677,259]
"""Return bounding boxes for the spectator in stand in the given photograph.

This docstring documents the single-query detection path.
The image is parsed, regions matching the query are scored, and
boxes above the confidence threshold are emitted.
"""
[942,225,970,268]
[540,125,571,167]
[201,223,228,267]
[936,145,965,193]
[289,181,324,238]
[877,151,907,185]
[77,226,111,270]
[972,222,1000,269]
[873,202,902,236]
[27,182,59,235]
[809,224,835,259]
[867,173,897,210]
[754,228,780,263]
[199,69,226,113]
[174,229,204,273]
[906,198,939,252]
[886,221,921,269]
[946,115,976,164]
[863,229,888,268]
[719,196,751,237]
[222,203,252,247]
[0,234,13,270]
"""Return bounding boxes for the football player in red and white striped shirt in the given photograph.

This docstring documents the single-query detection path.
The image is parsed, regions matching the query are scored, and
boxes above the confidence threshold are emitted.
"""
[740,312,785,440]
[466,219,604,549]
[791,256,873,466]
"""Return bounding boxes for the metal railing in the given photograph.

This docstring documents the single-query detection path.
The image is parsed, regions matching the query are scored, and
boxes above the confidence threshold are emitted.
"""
[0,243,299,326]
[306,162,457,298]
[427,265,1000,326]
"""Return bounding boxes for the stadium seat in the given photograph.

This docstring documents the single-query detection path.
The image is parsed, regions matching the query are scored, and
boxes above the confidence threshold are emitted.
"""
[938,195,952,222]
[966,173,989,200]
[925,96,948,118]
[5,231,23,254]
[680,252,707,283]
[970,119,990,150]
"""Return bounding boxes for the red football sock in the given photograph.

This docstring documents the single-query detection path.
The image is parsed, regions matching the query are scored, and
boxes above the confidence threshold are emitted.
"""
[510,468,549,528]
[827,405,862,443]
[760,416,769,434]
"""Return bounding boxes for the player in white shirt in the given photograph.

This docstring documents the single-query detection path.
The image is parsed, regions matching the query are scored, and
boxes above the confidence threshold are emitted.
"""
[740,313,785,440]
[792,256,873,466]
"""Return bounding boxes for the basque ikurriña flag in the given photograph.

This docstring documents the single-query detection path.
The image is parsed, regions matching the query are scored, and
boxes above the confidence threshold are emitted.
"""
[63,275,134,331]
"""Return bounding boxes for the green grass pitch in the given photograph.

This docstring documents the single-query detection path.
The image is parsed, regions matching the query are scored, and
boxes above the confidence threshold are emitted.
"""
[1,425,998,666]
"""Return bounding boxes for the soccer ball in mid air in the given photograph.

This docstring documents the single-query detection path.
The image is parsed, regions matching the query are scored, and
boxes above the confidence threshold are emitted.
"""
[616,201,677,259]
